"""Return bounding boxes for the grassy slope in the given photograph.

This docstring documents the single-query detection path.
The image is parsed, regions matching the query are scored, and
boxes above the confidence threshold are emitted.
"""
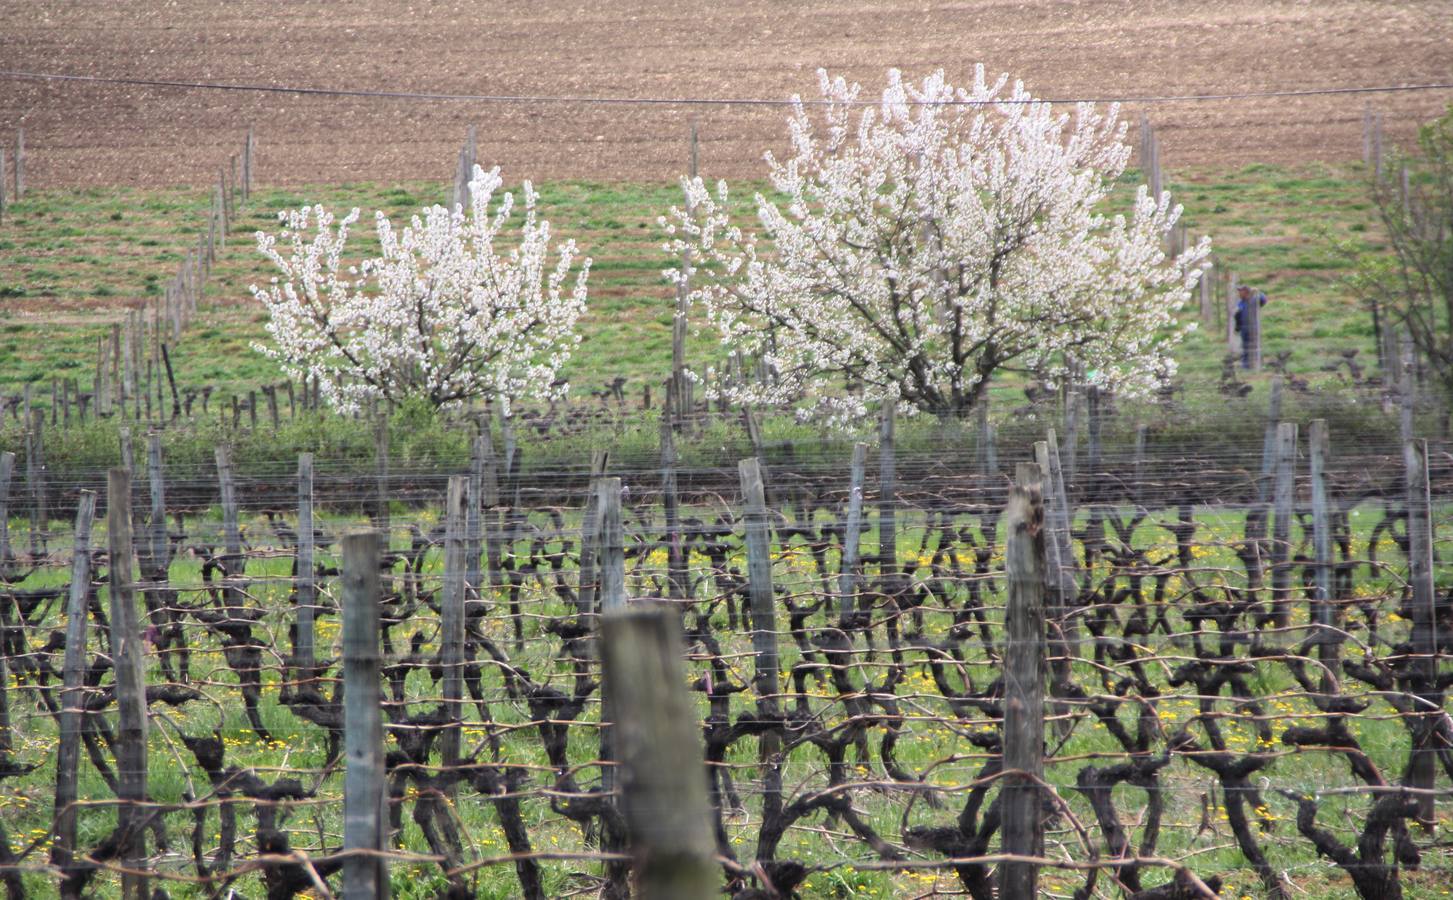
[0,162,1387,410]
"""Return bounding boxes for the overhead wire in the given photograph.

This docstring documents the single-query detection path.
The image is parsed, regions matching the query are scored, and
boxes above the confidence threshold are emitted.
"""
[2,68,1452,108]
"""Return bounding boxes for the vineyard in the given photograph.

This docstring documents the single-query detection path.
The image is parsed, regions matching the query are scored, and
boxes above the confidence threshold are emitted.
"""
[0,389,1449,899]
[3,5,1453,896]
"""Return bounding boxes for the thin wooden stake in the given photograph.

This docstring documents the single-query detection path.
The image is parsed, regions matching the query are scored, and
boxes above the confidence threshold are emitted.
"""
[440,475,468,774]
[51,490,96,898]
[296,454,316,674]
[1270,422,1298,628]
[838,442,867,624]
[108,468,149,900]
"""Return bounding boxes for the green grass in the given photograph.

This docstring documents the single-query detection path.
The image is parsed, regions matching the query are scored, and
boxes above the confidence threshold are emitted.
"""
[0,491,1449,897]
[0,161,1401,409]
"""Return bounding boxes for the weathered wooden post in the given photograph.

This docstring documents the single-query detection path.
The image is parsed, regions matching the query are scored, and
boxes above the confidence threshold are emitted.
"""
[26,408,46,559]
[600,607,718,900]
[596,475,627,810]
[738,457,782,829]
[341,530,389,899]
[878,400,897,574]
[440,475,468,775]
[108,468,149,900]
[296,453,316,675]
[576,450,610,617]
[0,451,13,569]
[13,128,23,199]
[1270,422,1298,628]
[661,380,689,599]
[51,490,96,899]
[837,442,867,624]
[999,463,1047,898]
[372,415,390,542]
[243,125,255,200]
[597,477,626,615]
[466,433,486,597]
[1405,437,1438,824]
[1308,420,1336,680]
[215,445,242,607]
[144,432,170,578]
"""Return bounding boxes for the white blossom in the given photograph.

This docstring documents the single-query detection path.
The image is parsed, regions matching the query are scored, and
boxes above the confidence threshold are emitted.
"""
[663,67,1210,425]
[251,165,590,413]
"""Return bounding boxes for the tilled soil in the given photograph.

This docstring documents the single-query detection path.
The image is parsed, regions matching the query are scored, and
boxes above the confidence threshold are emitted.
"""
[1,0,1451,189]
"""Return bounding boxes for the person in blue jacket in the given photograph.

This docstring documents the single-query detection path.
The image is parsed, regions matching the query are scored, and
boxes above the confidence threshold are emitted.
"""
[1233,284,1268,368]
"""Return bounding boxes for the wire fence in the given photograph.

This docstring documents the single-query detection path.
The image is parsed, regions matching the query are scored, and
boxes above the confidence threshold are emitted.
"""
[0,402,1450,899]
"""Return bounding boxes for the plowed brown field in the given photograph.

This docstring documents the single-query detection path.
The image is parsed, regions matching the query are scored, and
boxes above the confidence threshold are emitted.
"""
[2,0,1452,189]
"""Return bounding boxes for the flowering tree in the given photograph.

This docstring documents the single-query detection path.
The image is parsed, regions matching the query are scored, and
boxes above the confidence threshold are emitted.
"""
[251,165,590,413]
[663,67,1210,423]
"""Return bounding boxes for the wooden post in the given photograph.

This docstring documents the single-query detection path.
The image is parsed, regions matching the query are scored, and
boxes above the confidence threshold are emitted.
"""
[243,125,255,200]
[837,442,867,624]
[671,126,697,409]
[738,457,783,827]
[1060,386,1080,493]
[108,468,149,900]
[1399,333,1416,444]
[263,385,279,429]
[215,445,242,610]
[976,401,998,480]
[373,416,390,541]
[51,490,96,897]
[145,433,169,578]
[1257,377,1284,505]
[599,608,718,900]
[1405,437,1438,824]
[118,426,134,478]
[1199,264,1214,327]
[595,475,626,809]
[661,381,688,599]
[341,531,389,899]
[0,451,12,569]
[161,343,180,419]
[1270,422,1298,628]
[0,147,7,223]
[597,477,625,614]
[111,323,123,410]
[440,475,468,774]
[878,401,897,574]
[1035,433,1078,608]
[13,128,23,199]
[1308,420,1335,656]
[466,433,486,597]
[121,318,135,414]
[575,451,609,617]
[999,463,1047,898]
[26,408,45,559]
[296,454,316,674]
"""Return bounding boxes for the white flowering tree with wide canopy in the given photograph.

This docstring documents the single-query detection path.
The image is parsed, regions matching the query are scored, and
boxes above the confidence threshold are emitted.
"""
[663,67,1210,422]
[251,165,590,413]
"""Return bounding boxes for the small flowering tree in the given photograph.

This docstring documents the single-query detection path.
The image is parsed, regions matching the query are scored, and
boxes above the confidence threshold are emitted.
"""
[251,165,590,413]
[663,67,1210,423]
